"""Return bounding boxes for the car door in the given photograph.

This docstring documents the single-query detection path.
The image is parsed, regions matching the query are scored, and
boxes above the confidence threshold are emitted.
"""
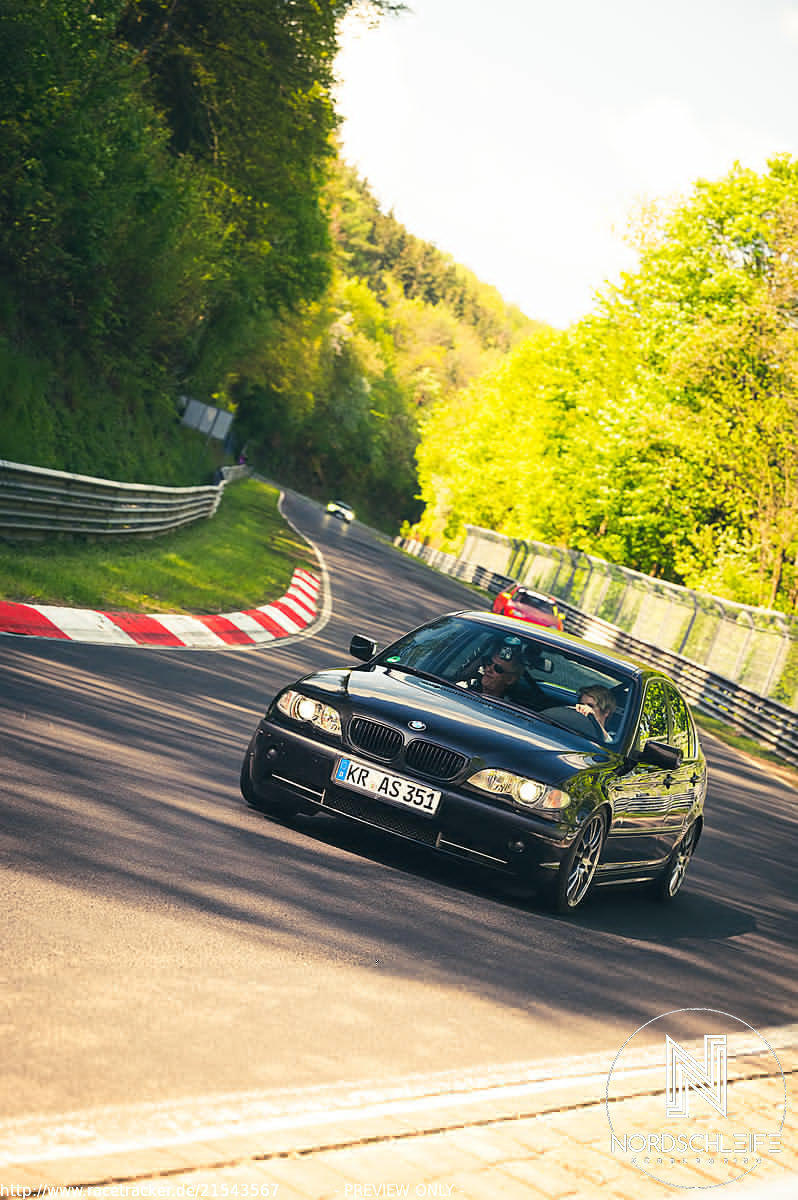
[604,679,678,869]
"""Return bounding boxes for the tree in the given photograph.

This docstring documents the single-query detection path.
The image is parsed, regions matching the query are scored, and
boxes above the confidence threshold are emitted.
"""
[410,158,798,612]
[617,160,798,607]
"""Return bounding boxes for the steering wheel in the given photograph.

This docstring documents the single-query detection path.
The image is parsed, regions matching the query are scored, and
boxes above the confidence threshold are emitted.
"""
[539,705,605,742]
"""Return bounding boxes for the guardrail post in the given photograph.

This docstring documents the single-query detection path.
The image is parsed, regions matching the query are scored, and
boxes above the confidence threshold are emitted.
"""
[577,552,595,607]
[702,599,729,674]
[548,546,568,593]
[731,612,755,682]
[611,578,631,626]
[677,595,699,656]
[763,622,790,698]
[507,538,529,581]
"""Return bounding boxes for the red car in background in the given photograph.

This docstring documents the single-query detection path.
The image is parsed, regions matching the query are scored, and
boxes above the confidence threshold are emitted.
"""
[492,584,564,632]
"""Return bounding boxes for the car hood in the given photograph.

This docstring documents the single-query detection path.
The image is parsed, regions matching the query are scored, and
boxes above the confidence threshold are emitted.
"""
[297,665,608,784]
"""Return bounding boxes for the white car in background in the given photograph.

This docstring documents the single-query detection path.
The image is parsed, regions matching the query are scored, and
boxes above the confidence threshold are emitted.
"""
[326,500,355,523]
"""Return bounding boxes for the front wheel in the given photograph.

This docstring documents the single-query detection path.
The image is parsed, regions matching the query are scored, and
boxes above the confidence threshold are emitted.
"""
[552,810,607,914]
[652,822,700,902]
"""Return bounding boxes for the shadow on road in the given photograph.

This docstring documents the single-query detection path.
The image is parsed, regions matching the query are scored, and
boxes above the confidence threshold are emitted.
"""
[2,497,796,1117]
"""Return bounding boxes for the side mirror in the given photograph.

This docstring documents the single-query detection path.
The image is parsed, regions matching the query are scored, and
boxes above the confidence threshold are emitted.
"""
[349,634,378,661]
[637,739,683,769]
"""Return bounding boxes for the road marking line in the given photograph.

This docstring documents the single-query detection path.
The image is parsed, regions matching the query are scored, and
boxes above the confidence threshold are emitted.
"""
[1,1026,794,1167]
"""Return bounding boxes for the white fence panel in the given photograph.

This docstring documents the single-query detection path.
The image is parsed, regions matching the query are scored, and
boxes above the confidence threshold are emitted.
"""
[394,533,798,763]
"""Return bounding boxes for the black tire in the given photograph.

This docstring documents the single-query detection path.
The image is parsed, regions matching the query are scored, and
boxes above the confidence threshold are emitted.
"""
[553,809,607,914]
[652,822,700,903]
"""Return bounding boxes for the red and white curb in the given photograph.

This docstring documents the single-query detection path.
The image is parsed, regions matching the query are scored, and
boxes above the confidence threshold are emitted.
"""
[0,567,321,649]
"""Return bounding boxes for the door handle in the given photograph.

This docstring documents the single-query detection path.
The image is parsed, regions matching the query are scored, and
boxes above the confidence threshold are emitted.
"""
[690,773,700,785]
[663,774,674,789]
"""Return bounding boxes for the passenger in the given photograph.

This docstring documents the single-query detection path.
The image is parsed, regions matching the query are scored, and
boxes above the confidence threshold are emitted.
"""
[575,685,616,741]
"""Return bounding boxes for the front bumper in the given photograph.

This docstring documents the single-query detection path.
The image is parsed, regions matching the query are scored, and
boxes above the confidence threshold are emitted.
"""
[245,719,575,878]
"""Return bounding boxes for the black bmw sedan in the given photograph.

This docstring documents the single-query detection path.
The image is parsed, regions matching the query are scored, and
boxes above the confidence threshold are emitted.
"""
[240,611,707,913]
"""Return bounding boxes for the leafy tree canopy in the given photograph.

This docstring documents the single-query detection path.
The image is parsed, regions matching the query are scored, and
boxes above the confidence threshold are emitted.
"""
[411,158,798,614]
[233,159,539,527]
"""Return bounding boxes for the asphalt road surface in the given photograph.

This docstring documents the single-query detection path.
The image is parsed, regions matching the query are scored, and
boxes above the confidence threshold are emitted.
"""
[1,491,796,1126]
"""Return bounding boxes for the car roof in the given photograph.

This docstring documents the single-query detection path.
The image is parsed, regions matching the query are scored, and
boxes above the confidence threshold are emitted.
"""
[452,610,654,680]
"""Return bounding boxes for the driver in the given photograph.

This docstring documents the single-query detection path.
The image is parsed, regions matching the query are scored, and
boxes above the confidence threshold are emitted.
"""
[461,639,523,698]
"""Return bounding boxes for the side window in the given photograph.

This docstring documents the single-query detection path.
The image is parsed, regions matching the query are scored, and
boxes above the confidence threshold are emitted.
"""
[526,652,584,699]
[666,685,693,757]
[637,680,669,751]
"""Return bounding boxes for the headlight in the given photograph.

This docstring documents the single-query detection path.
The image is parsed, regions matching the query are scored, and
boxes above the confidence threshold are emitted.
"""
[467,768,570,810]
[276,690,342,736]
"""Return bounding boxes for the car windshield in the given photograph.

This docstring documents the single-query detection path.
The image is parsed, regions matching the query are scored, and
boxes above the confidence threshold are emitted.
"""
[376,614,635,746]
[516,591,554,612]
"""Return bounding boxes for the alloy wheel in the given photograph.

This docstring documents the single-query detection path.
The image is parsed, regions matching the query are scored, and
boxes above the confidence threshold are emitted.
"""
[667,824,698,897]
[555,811,607,913]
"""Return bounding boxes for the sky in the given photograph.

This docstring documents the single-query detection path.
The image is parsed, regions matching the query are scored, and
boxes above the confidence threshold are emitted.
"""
[334,0,798,327]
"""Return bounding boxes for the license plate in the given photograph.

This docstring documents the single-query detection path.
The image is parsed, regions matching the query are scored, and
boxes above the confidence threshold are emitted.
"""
[332,756,441,815]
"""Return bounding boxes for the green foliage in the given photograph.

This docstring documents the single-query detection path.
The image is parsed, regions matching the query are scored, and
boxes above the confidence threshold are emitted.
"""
[329,159,535,354]
[615,161,798,608]
[0,0,526,526]
[234,162,538,530]
[116,0,340,317]
[0,326,218,482]
[0,3,376,475]
[411,157,798,615]
[0,478,312,611]
[772,639,798,709]
[0,1,216,375]
[234,271,421,529]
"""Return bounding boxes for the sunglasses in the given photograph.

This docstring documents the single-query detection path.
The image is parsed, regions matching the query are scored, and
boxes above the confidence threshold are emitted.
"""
[486,660,514,675]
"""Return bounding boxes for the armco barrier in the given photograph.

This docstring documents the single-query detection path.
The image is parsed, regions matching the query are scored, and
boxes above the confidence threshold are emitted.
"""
[395,536,798,769]
[0,460,246,537]
[461,526,797,706]
[559,599,798,768]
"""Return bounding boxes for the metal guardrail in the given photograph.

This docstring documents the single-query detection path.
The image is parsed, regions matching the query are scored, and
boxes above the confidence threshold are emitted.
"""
[460,525,797,706]
[0,460,247,537]
[395,536,798,770]
[559,599,798,769]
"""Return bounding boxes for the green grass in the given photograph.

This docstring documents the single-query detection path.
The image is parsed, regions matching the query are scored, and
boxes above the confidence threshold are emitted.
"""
[0,478,315,614]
